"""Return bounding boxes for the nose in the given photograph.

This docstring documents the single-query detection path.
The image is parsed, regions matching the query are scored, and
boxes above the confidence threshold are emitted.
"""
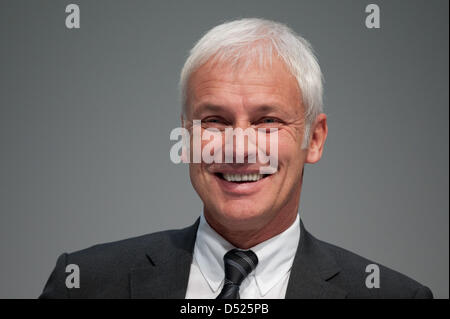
[224,120,258,164]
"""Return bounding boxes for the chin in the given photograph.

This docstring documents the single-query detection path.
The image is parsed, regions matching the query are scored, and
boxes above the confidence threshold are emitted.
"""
[213,201,270,227]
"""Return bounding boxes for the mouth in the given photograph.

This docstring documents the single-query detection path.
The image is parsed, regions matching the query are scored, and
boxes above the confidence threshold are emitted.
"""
[212,171,273,195]
[214,172,270,183]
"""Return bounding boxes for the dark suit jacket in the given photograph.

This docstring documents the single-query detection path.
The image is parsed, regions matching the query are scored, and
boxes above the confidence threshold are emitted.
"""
[39,219,433,298]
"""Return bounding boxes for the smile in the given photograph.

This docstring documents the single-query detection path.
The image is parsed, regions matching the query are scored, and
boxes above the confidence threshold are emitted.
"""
[212,171,273,195]
[215,172,271,183]
[220,173,266,182]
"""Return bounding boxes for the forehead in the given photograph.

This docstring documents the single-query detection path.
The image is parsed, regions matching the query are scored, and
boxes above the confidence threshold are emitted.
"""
[186,56,302,115]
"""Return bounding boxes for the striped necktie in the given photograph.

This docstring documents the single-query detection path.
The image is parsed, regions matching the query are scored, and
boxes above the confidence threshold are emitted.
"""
[216,249,258,299]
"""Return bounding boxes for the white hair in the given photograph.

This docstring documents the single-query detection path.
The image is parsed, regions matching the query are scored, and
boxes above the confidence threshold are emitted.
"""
[180,18,323,148]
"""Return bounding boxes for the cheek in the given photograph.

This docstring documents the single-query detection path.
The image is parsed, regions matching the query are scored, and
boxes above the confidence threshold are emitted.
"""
[189,162,214,194]
[275,139,305,198]
[276,133,304,167]
[189,164,203,188]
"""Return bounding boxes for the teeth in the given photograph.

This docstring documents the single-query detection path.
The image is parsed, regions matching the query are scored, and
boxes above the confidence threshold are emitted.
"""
[222,173,264,182]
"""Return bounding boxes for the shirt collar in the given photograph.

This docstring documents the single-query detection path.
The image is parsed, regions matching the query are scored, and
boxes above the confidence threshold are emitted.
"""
[193,213,300,296]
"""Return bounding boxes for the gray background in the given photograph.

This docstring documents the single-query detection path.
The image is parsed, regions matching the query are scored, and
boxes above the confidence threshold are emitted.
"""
[0,0,448,298]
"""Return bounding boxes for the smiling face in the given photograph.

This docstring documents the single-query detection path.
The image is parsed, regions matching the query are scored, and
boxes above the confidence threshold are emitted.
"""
[184,56,324,244]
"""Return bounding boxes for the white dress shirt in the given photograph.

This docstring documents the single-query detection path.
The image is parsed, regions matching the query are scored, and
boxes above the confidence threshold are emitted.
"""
[185,214,300,299]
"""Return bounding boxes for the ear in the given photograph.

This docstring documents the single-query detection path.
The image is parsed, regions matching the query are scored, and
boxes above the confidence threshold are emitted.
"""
[305,113,328,164]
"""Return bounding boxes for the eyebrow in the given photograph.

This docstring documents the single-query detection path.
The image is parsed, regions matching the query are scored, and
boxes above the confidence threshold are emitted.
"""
[193,103,225,115]
[192,103,288,117]
[253,104,281,114]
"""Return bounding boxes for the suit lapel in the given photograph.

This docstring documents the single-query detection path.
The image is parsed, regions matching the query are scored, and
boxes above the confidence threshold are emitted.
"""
[285,221,348,299]
[130,218,200,298]
[130,218,347,299]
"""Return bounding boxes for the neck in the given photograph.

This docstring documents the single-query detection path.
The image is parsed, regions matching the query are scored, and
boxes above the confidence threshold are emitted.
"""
[208,210,298,249]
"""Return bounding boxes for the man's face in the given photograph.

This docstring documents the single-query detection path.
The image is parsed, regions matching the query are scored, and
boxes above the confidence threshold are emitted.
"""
[185,57,309,232]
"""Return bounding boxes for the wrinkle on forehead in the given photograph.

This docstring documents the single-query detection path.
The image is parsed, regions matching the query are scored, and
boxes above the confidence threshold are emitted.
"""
[186,54,303,118]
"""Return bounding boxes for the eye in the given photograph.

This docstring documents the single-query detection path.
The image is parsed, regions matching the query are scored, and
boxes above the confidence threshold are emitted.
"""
[203,116,226,124]
[254,117,284,133]
[204,117,221,123]
[257,117,283,125]
[261,118,277,123]
[202,116,229,130]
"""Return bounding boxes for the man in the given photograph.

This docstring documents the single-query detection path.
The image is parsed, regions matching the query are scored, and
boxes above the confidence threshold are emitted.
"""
[40,18,433,299]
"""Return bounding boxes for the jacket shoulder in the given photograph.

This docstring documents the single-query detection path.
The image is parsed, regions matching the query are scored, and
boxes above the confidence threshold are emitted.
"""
[39,222,198,298]
[314,238,433,299]
[69,227,177,266]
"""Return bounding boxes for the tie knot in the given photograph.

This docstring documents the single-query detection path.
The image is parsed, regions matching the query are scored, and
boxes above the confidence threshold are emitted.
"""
[223,249,258,286]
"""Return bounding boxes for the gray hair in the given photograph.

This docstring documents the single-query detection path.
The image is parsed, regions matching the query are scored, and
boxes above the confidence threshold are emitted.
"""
[180,18,323,148]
